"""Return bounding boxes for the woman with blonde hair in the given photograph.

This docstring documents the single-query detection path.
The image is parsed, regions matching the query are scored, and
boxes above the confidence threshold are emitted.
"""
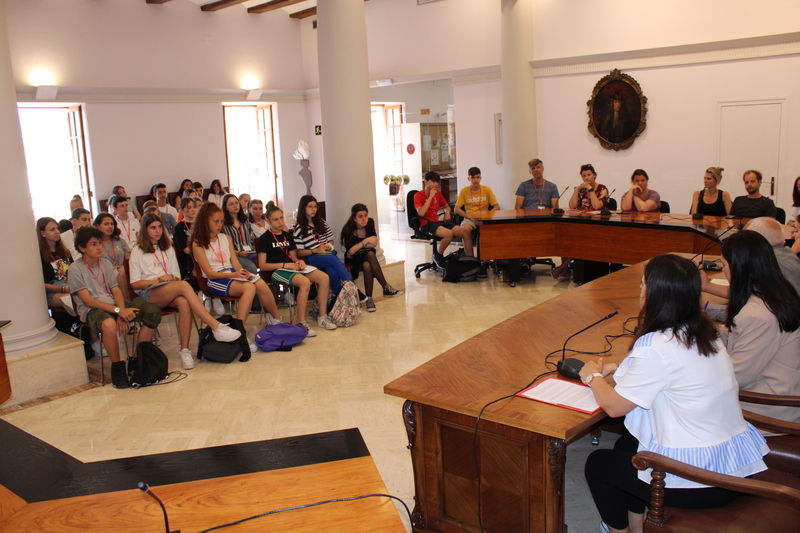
[690,167,731,216]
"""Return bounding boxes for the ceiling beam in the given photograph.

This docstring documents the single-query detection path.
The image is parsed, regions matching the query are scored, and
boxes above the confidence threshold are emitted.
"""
[201,0,248,11]
[247,0,306,15]
[289,7,316,19]
[146,0,173,4]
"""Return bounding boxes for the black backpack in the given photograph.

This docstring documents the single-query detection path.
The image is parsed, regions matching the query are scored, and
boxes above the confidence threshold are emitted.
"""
[197,314,250,363]
[443,256,481,283]
[129,342,169,388]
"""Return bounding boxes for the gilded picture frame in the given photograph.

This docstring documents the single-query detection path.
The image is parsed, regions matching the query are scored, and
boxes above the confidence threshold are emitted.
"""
[587,69,648,151]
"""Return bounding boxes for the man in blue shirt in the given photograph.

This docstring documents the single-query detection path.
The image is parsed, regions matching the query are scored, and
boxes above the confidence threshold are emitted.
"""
[514,159,560,210]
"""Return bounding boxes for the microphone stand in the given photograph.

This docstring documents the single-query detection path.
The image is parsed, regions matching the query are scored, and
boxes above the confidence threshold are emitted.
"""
[139,482,181,533]
[556,311,619,379]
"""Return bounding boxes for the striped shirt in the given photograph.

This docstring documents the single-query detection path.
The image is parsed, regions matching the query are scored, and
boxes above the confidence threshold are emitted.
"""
[292,221,333,251]
[224,222,255,252]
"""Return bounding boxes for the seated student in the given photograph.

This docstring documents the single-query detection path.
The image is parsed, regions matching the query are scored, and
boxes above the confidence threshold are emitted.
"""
[730,169,777,219]
[620,169,660,212]
[414,171,474,269]
[94,213,132,300]
[174,179,193,211]
[58,219,73,233]
[717,231,800,423]
[173,197,198,283]
[690,167,731,216]
[193,181,205,200]
[222,193,258,275]
[207,179,225,207]
[69,195,83,213]
[142,200,176,238]
[37,217,73,309]
[455,167,500,229]
[340,203,401,312]
[293,195,357,298]
[60,208,93,259]
[552,164,610,280]
[238,193,251,216]
[191,202,281,352]
[514,158,560,210]
[580,254,768,533]
[151,184,179,235]
[130,213,242,370]
[744,217,800,294]
[248,199,269,240]
[68,226,162,389]
[111,195,140,250]
[111,185,141,220]
[257,205,337,335]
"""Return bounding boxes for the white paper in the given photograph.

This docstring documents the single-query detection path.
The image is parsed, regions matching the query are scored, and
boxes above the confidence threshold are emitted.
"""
[518,378,600,413]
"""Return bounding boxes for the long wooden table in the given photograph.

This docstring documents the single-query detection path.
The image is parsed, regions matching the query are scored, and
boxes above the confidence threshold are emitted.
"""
[475,210,729,284]
[385,260,649,533]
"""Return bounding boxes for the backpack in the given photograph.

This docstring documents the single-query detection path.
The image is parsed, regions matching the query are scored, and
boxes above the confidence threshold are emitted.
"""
[129,342,169,388]
[254,323,309,352]
[197,314,250,363]
[443,256,481,283]
[328,280,361,327]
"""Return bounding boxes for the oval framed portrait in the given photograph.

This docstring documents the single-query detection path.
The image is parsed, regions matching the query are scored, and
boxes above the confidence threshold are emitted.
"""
[587,69,648,151]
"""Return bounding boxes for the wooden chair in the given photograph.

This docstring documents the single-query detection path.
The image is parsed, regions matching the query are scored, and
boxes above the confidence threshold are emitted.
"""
[635,392,800,532]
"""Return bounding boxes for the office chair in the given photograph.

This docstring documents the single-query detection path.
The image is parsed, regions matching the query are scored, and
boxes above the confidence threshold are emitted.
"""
[776,207,786,224]
[607,197,618,210]
[406,189,444,278]
[660,200,671,213]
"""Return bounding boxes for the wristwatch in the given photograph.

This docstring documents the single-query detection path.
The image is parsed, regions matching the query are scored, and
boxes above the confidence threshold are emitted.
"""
[583,373,603,385]
[114,307,121,314]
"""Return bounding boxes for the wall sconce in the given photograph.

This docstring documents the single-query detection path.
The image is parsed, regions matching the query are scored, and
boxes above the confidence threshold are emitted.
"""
[31,69,58,100]
[35,85,59,101]
[245,89,263,101]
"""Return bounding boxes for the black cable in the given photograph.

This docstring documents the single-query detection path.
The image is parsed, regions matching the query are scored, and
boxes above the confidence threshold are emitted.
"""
[196,493,412,533]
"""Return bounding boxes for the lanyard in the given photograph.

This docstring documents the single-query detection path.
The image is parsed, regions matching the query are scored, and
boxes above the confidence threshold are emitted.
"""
[100,241,119,268]
[155,249,169,275]
[269,229,295,262]
[533,181,545,206]
[82,257,111,296]
[236,223,246,246]
[210,235,228,267]
[118,217,131,241]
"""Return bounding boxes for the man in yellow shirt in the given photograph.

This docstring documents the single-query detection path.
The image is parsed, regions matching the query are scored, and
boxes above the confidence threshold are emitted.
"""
[455,167,500,229]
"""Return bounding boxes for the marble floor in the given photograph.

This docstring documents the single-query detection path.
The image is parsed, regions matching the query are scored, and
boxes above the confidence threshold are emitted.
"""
[2,220,613,533]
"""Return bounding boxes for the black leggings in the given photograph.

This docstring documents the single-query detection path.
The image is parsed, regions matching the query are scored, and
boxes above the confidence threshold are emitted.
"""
[584,431,741,530]
[358,250,387,297]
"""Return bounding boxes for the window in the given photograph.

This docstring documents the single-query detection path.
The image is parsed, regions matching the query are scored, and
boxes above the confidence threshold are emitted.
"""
[18,105,90,221]
[222,104,278,205]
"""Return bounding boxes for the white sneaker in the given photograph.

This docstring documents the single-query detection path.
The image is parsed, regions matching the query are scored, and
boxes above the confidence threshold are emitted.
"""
[179,348,195,370]
[212,298,225,315]
[599,521,610,533]
[202,293,212,312]
[266,315,282,326]
[317,315,337,330]
[213,323,242,342]
[248,340,258,353]
[299,321,317,337]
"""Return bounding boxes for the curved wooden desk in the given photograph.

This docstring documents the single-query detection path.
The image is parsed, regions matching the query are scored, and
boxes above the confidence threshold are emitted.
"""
[385,259,648,533]
[476,210,730,284]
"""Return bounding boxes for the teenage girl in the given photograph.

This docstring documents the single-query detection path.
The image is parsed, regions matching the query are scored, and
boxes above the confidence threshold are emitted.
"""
[174,179,193,210]
[293,195,355,298]
[207,179,225,207]
[37,217,73,309]
[340,203,401,312]
[222,193,258,274]
[257,205,337,336]
[129,213,242,370]
[191,202,281,351]
[94,212,132,300]
[248,199,268,240]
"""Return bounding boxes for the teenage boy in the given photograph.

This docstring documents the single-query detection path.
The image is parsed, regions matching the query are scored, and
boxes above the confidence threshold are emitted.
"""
[68,226,161,389]
[455,167,500,229]
[152,183,179,221]
[111,185,141,220]
[111,195,140,249]
[60,207,93,259]
[414,171,474,269]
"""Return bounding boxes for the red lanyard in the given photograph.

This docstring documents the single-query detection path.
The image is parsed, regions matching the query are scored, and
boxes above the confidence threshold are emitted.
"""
[82,257,111,296]
[236,223,246,246]
[269,229,295,262]
[118,217,131,241]
[100,241,119,268]
[155,249,169,275]
[210,235,228,267]
[533,181,545,205]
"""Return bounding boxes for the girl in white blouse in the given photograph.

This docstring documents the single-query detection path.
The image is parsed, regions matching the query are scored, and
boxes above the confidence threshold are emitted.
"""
[129,213,242,370]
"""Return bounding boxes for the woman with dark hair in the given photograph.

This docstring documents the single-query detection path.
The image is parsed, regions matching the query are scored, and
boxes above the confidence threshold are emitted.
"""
[719,230,800,423]
[788,175,800,228]
[293,195,356,297]
[222,193,257,275]
[340,204,401,312]
[207,179,225,207]
[37,217,73,309]
[552,164,610,280]
[94,212,132,300]
[130,212,242,370]
[581,254,768,533]
[174,179,193,210]
[191,202,281,352]
[620,169,660,212]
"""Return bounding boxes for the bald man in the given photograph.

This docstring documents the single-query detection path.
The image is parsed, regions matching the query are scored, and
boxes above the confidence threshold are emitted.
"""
[744,217,800,294]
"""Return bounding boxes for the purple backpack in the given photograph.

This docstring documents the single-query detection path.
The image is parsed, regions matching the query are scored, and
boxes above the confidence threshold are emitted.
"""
[254,323,308,352]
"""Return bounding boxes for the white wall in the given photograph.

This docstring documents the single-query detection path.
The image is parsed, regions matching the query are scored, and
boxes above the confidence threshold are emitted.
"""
[371,80,453,123]
[84,103,227,203]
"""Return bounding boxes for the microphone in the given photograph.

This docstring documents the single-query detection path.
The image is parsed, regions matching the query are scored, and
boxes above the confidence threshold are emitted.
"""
[552,187,569,214]
[556,311,619,380]
[138,482,181,533]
